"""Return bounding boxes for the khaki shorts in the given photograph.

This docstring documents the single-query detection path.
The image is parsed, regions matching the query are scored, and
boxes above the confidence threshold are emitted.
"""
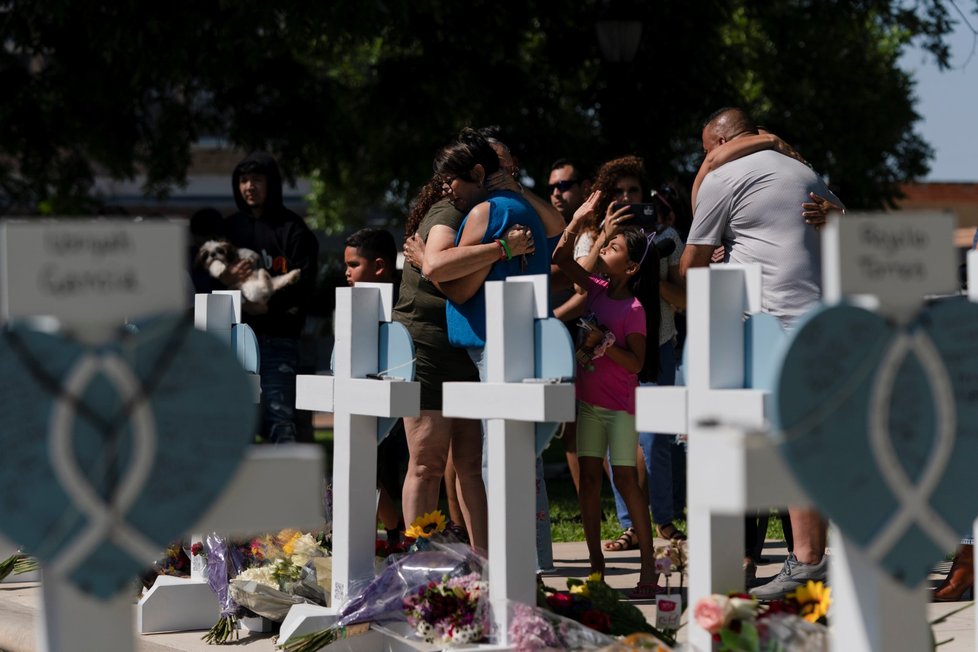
[575,400,637,466]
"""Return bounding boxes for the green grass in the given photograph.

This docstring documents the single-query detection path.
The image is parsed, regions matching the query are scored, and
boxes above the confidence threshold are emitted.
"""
[546,466,625,543]
[316,428,787,544]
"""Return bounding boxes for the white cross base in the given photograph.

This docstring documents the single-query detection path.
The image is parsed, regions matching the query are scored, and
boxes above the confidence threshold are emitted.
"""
[279,283,420,645]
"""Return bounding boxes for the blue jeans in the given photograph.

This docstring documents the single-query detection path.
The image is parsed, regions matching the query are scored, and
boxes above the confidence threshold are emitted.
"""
[258,336,299,444]
[610,338,678,529]
[468,347,553,570]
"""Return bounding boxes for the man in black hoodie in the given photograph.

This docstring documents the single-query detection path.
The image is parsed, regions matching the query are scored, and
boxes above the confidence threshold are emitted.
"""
[223,152,319,443]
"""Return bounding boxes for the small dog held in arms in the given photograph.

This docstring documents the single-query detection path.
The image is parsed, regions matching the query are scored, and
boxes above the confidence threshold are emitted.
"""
[196,239,300,313]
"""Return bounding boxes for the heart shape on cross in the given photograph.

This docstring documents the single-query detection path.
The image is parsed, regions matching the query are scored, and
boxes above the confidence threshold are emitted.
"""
[771,298,978,587]
[0,315,257,598]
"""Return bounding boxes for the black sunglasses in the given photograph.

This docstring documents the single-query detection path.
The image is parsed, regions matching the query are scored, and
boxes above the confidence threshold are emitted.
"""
[547,179,580,194]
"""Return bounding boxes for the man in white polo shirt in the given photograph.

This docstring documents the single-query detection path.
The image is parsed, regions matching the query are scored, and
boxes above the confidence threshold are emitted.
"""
[681,106,843,599]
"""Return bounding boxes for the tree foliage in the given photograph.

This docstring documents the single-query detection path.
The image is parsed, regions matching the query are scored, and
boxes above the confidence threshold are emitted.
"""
[0,1,972,223]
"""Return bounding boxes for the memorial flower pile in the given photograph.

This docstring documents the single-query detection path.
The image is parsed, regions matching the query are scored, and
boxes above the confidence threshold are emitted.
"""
[279,511,484,652]
[539,573,678,648]
[155,542,191,577]
[403,571,489,645]
[694,581,831,651]
[200,529,331,645]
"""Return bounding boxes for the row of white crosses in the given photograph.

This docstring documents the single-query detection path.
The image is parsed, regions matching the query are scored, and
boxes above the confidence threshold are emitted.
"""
[281,275,575,650]
[638,212,963,651]
[0,220,323,651]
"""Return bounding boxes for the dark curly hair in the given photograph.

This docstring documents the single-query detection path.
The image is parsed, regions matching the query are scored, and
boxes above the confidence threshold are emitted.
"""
[618,225,661,382]
[583,156,649,238]
[404,177,445,238]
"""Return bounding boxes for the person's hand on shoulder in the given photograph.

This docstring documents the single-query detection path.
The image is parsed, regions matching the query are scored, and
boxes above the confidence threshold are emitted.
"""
[403,233,426,270]
[502,224,535,256]
[801,192,845,230]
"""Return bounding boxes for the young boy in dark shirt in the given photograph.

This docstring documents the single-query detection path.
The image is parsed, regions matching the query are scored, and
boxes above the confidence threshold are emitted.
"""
[344,228,406,546]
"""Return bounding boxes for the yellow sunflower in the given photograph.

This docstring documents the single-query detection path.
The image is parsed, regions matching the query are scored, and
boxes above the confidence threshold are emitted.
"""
[405,510,447,539]
[787,580,832,623]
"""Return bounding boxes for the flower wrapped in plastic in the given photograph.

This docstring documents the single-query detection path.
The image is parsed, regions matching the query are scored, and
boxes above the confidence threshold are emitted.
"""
[508,600,617,651]
[201,533,248,644]
[229,531,331,622]
[404,572,489,645]
[543,572,675,646]
[278,538,484,652]
[230,563,317,623]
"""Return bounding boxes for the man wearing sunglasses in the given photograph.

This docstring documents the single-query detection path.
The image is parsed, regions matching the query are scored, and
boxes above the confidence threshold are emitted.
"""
[548,159,592,223]
[547,159,592,496]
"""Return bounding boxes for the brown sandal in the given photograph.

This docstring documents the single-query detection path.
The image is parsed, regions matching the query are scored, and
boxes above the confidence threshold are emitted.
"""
[626,581,665,600]
[657,523,687,541]
[603,527,638,552]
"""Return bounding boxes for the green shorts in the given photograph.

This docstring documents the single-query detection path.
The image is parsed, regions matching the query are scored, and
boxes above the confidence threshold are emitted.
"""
[575,401,637,466]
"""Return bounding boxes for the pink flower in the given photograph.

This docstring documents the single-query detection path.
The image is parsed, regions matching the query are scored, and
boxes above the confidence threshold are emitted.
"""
[655,556,673,574]
[694,595,729,634]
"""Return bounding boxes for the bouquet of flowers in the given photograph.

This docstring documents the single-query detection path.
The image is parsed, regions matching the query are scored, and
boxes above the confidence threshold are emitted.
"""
[404,571,489,645]
[201,534,249,644]
[200,529,331,644]
[230,530,330,622]
[157,542,192,576]
[509,599,619,650]
[540,573,678,648]
[694,581,831,651]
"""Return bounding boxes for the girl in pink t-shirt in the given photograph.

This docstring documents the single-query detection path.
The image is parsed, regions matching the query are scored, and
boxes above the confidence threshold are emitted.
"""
[552,190,662,598]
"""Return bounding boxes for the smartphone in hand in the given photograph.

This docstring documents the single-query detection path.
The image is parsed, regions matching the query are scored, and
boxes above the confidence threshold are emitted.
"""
[611,203,657,230]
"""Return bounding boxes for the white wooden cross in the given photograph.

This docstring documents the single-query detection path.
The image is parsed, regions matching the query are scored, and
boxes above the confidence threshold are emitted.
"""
[638,212,961,651]
[0,220,323,650]
[636,261,810,651]
[279,282,420,644]
[441,274,575,647]
[136,288,320,635]
[818,212,963,652]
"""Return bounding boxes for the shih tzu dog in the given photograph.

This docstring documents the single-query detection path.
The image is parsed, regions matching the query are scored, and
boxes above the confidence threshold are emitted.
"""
[196,239,300,313]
